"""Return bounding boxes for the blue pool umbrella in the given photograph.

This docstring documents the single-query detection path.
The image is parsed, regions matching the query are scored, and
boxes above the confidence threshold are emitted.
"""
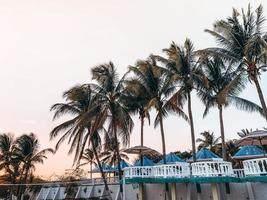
[158,152,185,164]
[233,145,265,160]
[188,148,221,162]
[134,156,154,166]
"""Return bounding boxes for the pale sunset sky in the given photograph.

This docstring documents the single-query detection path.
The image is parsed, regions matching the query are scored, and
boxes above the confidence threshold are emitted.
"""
[0,0,266,177]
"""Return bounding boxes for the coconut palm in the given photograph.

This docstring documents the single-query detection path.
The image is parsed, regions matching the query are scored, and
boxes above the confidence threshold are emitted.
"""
[15,133,53,184]
[14,133,53,197]
[100,136,129,167]
[91,62,134,195]
[129,57,188,164]
[198,55,263,160]
[50,84,111,197]
[196,131,220,152]
[237,128,253,138]
[123,73,152,165]
[0,133,18,184]
[204,4,267,120]
[77,148,98,179]
[155,39,206,161]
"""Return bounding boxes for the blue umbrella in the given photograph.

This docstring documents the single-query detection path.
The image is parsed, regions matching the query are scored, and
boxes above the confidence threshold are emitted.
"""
[134,156,154,166]
[233,145,265,160]
[188,148,221,162]
[158,152,185,164]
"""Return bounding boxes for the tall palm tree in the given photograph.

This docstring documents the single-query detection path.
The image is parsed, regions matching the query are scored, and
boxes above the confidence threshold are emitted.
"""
[15,133,53,184]
[198,55,263,160]
[196,131,220,151]
[123,74,151,165]
[50,85,111,197]
[129,57,187,164]
[156,39,205,161]
[91,62,134,195]
[204,4,267,120]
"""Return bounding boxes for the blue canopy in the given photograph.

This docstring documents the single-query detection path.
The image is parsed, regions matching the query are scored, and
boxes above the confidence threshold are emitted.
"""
[113,160,130,170]
[158,152,185,164]
[188,148,221,162]
[233,145,265,159]
[134,156,154,166]
[92,163,113,173]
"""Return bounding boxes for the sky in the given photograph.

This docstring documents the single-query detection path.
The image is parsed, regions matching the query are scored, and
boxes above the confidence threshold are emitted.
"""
[0,0,267,177]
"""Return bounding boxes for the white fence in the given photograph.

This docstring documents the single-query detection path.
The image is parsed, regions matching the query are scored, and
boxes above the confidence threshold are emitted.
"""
[124,163,191,179]
[233,169,245,178]
[191,161,234,177]
[243,158,267,176]
[153,163,190,178]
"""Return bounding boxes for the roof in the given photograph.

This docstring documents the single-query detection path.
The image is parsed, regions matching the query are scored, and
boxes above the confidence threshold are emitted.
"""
[113,160,130,170]
[158,152,185,164]
[233,145,265,159]
[91,163,113,173]
[134,156,154,166]
[188,148,221,162]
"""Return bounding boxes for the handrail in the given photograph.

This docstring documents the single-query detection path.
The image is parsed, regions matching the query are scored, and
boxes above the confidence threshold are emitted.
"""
[233,169,245,178]
[124,163,190,178]
[243,158,267,176]
[191,161,234,177]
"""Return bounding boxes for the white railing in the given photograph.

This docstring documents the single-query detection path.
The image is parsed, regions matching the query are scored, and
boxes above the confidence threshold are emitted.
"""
[233,169,245,178]
[124,166,153,178]
[153,163,190,178]
[191,161,234,177]
[243,158,267,176]
[124,163,190,179]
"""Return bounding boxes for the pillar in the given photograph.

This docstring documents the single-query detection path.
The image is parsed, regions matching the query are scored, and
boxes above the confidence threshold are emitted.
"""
[211,183,220,200]
[170,183,177,200]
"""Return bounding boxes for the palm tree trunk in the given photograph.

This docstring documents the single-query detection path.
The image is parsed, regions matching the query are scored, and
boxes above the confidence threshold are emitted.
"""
[91,141,111,195]
[218,105,226,161]
[113,122,123,194]
[253,77,267,121]
[16,164,26,197]
[140,113,145,200]
[140,113,144,166]
[90,162,92,179]
[159,109,167,164]
[158,108,170,200]
[188,92,196,162]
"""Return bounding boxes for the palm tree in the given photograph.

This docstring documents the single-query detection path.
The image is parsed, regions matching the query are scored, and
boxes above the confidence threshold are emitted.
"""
[156,39,205,161]
[91,62,134,195]
[129,57,188,164]
[196,131,220,152]
[100,136,129,167]
[204,4,267,120]
[14,133,53,197]
[0,133,18,184]
[198,55,263,160]
[123,72,152,165]
[237,128,253,138]
[77,148,97,179]
[15,133,53,184]
[50,85,111,197]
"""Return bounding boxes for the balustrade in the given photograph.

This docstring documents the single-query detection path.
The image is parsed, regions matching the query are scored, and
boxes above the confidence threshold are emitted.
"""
[191,161,234,177]
[243,158,267,176]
